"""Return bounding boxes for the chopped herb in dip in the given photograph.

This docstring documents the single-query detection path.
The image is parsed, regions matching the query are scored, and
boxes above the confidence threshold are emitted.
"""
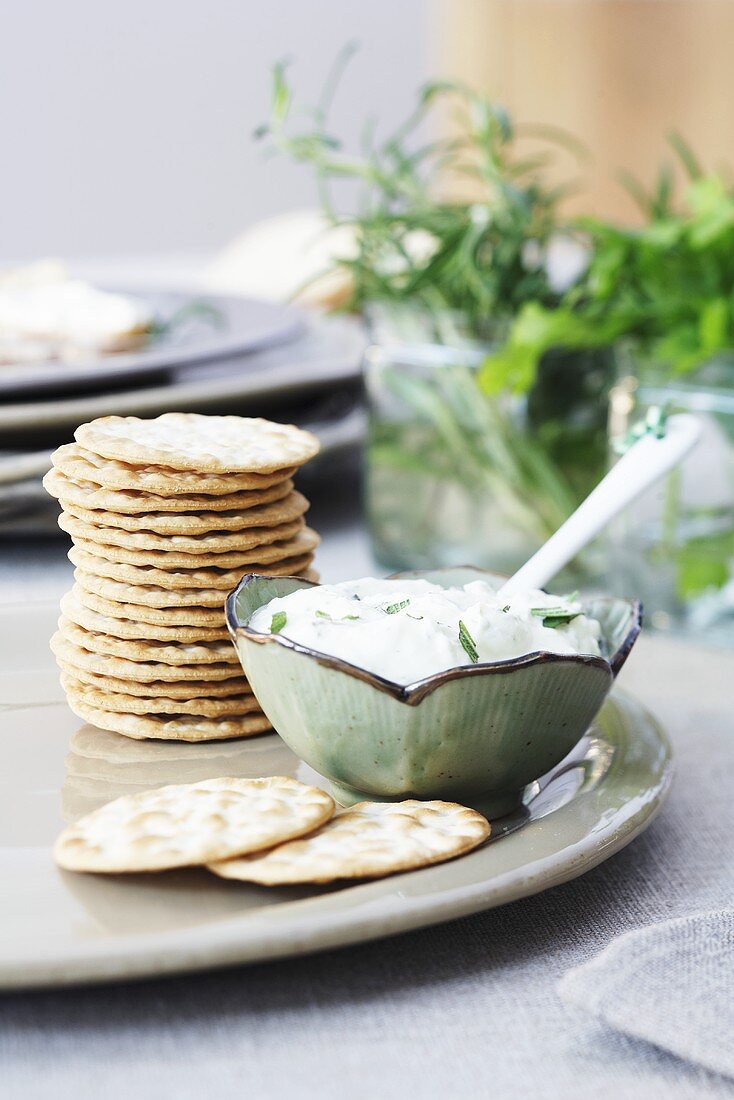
[458,620,479,664]
[384,599,410,615]
[269,611,287,634]
[530,607,582,628]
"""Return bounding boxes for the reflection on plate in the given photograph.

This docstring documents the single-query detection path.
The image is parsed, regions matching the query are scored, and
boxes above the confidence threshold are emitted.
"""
[61,725,298,821]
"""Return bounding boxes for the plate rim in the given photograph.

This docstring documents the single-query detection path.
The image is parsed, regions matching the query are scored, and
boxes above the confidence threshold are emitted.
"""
[0,683,672,991]
[0,289,305,395]
[0,315,365,435]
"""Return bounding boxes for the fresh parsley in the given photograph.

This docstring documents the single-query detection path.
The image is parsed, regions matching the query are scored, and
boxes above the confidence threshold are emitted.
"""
[482,134,734,391]
[315,610,332,620]
[269,611,287,634]
[458,620,479,664]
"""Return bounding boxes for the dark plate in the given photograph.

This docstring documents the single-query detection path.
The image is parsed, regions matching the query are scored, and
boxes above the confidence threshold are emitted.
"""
[0,290,304,397]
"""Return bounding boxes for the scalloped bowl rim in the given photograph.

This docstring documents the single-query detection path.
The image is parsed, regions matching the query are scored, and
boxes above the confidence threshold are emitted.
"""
[226,566,642,706]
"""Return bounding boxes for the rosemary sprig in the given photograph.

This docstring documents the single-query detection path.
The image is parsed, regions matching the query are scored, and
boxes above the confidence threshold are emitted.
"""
[458,620,479,663]
[384,599,410,614]
[258,51,574,340]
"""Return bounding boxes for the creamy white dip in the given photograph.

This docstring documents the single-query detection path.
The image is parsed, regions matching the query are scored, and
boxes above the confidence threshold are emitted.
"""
[249,578,602,684]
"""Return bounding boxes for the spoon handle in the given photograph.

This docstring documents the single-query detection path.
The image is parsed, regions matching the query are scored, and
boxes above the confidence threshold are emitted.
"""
[498,413,702,598]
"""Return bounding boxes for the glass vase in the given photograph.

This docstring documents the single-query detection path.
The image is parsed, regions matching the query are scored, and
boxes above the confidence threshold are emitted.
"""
[364,307,615,586]
[608,353,734,645]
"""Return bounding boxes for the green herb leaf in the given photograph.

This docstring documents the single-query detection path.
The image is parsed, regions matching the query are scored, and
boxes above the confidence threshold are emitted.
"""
[531,607,582,628]
[269,611,287,634]
[502,604,510,613]
[315,610,332,620]
[458,619,479,663]
[343,614,360,621]
[384,599,410,614]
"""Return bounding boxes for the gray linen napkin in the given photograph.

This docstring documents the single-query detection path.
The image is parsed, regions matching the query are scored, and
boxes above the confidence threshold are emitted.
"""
[558,910,734,1081]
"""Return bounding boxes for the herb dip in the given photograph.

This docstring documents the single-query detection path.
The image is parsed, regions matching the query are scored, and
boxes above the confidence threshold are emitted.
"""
[248,578,602,684]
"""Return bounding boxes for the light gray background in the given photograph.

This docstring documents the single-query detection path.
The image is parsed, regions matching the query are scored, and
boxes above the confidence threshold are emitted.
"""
[0,0,432,258]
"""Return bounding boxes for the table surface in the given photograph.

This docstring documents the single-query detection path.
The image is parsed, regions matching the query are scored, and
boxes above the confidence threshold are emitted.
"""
[1,494,733,1100]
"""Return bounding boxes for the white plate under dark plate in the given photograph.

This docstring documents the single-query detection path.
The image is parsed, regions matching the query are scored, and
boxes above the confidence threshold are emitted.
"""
[0,290,304,396]
[0,601,672,990]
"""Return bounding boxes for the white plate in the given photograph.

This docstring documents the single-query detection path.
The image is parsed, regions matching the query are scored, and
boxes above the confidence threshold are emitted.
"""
[0,601,671,990]
[0,290,304,396]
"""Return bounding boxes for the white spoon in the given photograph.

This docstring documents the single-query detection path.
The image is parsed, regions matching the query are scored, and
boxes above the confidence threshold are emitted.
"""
[498,413,702,599]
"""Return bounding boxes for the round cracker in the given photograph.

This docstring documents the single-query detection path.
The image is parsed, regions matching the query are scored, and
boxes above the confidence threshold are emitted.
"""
[64,694,272,742]
[61,590,229,644]
[73,582,224,627]
[43,466,294,514]
[74,568,229,608]
[61,674,259,717]
[57,490,309,536]
[52,443,298,495]
[58,510,305,554]
[68,544,316,590]
[54,775,335,872]
[208,800,490,884]
[67,527,320,570]
[57,617,239,666]
[57,661,252,698]
[52,631,245,682]
[74,414,320,473]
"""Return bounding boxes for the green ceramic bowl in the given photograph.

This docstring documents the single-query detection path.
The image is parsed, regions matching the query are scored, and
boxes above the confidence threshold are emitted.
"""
[226,567,641,817]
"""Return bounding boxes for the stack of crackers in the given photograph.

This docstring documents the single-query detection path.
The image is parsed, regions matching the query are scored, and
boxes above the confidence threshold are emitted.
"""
[44,413,320,742]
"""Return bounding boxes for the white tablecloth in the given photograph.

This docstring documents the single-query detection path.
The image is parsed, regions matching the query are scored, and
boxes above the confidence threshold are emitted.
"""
[1,521,733,1100]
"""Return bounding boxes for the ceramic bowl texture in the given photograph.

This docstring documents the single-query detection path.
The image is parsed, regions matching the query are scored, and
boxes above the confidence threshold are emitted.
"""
[226,567,641,816]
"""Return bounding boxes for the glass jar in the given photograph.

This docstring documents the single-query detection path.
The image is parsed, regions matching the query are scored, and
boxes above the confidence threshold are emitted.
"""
[364,306,615,585]
[608,353,734,645]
